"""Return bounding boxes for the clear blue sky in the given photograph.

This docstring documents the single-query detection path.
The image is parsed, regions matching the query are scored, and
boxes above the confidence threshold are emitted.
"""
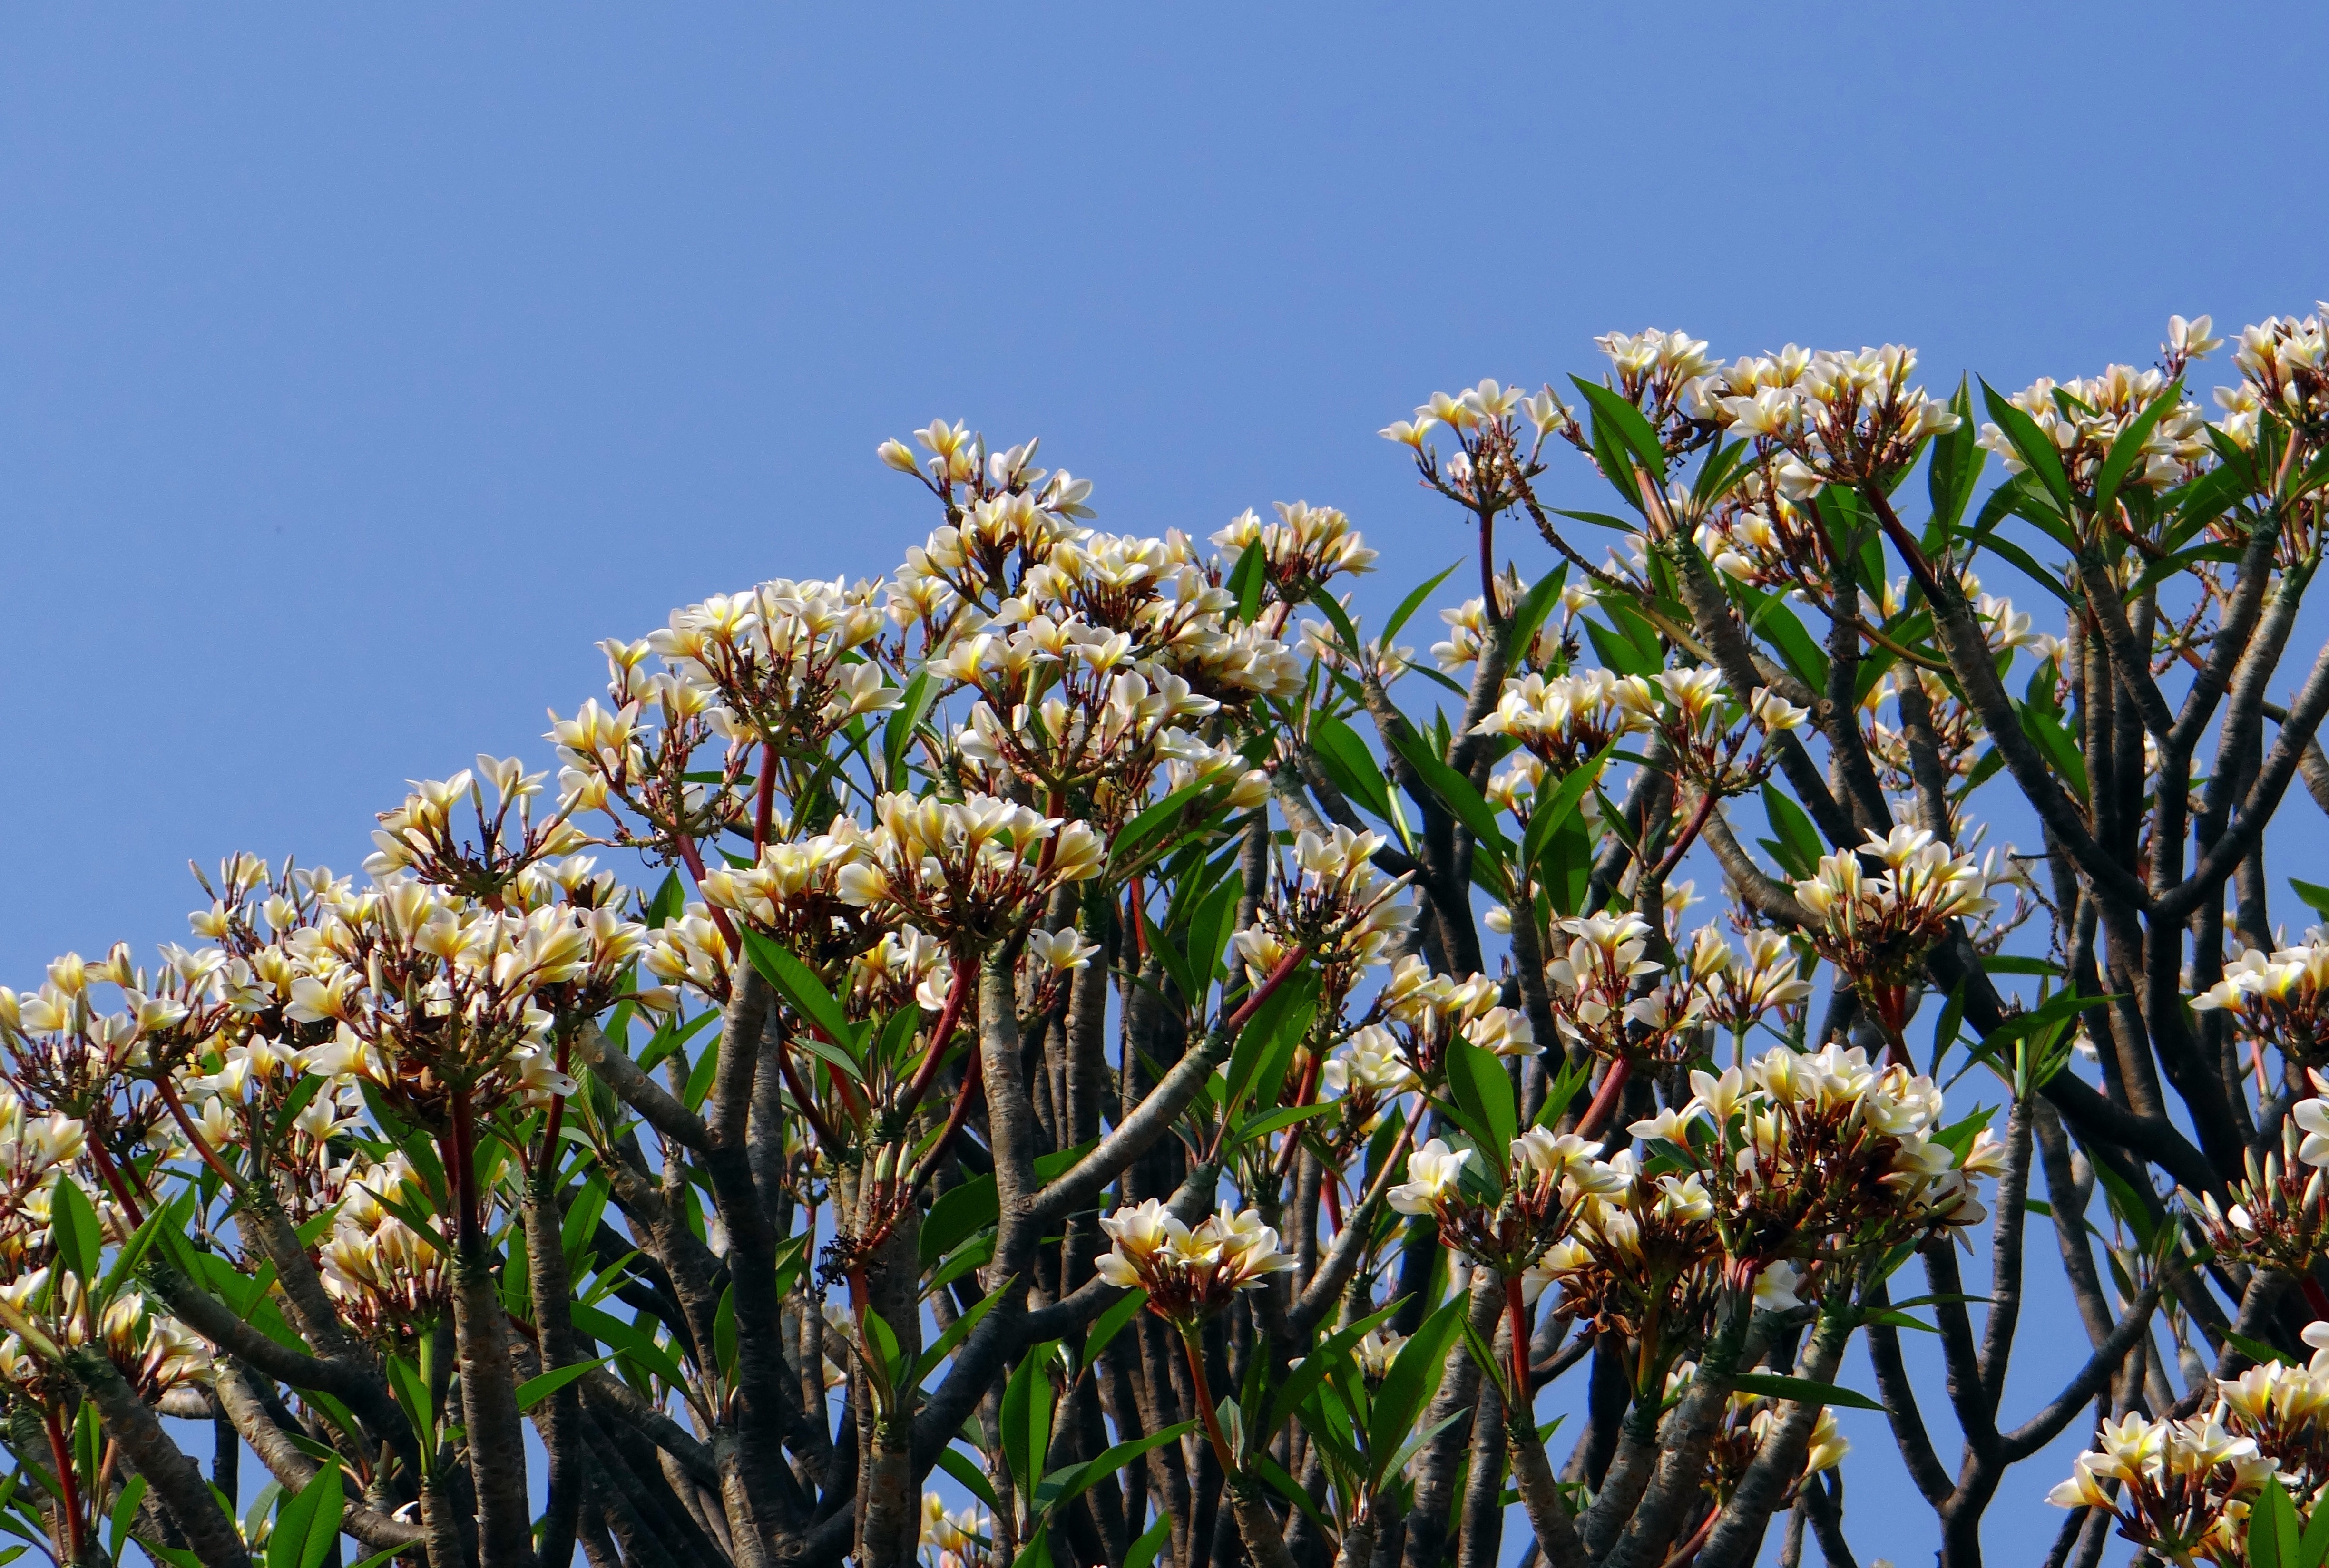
[8,6,2329,1563]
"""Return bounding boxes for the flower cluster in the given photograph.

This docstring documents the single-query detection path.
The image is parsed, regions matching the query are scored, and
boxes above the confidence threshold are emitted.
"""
[1793,827,1995,1048]
[919,1492,994,1568]
[1692,343,1961,488]
[1387,1129,1622,1278]
[1977,362,2212,500]
[1232,827,1412,1000]
[1096,1199,1294,1326]
[2048,1412,2269,1565]
[2193,935,2329,1064]
[833,793,1104,945]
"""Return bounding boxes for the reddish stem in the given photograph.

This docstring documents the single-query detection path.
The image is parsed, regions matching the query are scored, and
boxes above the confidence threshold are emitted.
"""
[674,836,739,954]
[2303,1276,2329,1321]
[896,965,974,1121]
[1224,947,1309,1036]
[1126,879,1147,959]
[1180,1325,1238,1478]
[1575,1057,1633,1141]
[447,1084,481,1252]
[156,1077,243,1192]
[1650,787,1721,888]
[44,1405,83,1567]
[538,1032,574,1172]
[751,742,778,857]
[1507,1274,1533,1414]
[86,1141,145,1228]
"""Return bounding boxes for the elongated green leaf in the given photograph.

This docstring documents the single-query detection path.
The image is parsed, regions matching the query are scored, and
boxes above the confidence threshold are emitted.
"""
[1231,541,1267,623]
[1382,561,1462,646]
[1002,1339,1058,1496]
[2091,379,2183,525]
[1926,378,1982,539]
[1570,378,1669,488]
[881,669,936,790]
[1268,1300,1402,1431]
[1079,1288,1147,1376]
[1125,1513,1172,1568]
[49,1178,101,1284]
[1110,778,1218,871]
[1368,1294,1466,1470]
[568,1302,689,1387]
[1444,1035,1517,1166]
[1728,1373,1883,1412]
[743,932,857,1052]
[1504,568,1568,664]
[1979,380,2075,520]
[1034,1422,1195,1516]
[1233,1102,1339,1148]
[516,1357,609,1412]
[1386,726,1509,858]
[1309,714,1394,823]
[1522,744,1613,875]
[2249,1472,2301,1568]
[937,1445,1000,1511]
[921,1278,1011,1380]
[266,1461,344,1568]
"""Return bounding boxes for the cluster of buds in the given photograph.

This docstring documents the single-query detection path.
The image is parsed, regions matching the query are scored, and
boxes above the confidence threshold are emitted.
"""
[1692,480,1831,601]
[1367,956,1535,1075]
[1095,1199,1293,1327]
[1232,827,1412,1000]
[1793,827,1996,1049]
[643,904,735,1004]
[320,1159,450,1339]
[1211,502,1378,607]
[2188,1079,2329,1275]
[1388,1130,1624,1279]
[2048,1412,2270,1566]
[834,794,1104,945]
[1977,360,2213,503]
[1629,1047,1999,1280]
[1692,343,1961,489]
[918,1492,994,1568]
[365,756,592,902]
[2193,936,2329,1064]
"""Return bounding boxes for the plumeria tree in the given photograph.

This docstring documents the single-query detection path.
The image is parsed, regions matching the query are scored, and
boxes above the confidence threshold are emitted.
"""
[5,309,2329,1568]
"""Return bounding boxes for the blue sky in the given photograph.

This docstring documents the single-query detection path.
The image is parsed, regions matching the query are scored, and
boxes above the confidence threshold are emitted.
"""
[8,5,2329,1562]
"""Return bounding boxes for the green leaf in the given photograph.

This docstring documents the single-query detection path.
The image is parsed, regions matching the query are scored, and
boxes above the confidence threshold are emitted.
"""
[1125,1513,1172,1568]
[1222,974,1320,1122]
[2228,1331,2300,1369]
[742,932,858,1054]
[882,669,936,790]
[1079,1288,1148,1376]
[1980,379,2075,520]
[645,871,685,931]
[1444,1035,1517,1165]
[1386,726,1509,858]
[1109,778,1220,872]
[1309,714,1394,823]
[49,1178,101,1284]
[1727,583,1829,689]
[921,1177,999,1268]
[1503,567,1569,664]
[713,1287,740,1382]
[1230,540,1268,623]
[1267,1300,1402,1431]
[1002,1339,1059,1496]
[516,1356,608,1412]
[1233,1101,1339,1148]
[2294,878,2329,922]
[1381,561,1462,646]
[106,1475,147,1562]
[1570,378,1669,488]
[1034,1422,1195,1517]
[921,1277,1011,1380]
[1368,1294,1466,1470]
[568,1303,688,1387]
[266,1461,344,1568]
[2250,1472,2301,1568]
[1728,1374,1884,1412]
[2091,379,2183,525]
[937,1445,1000,1512]
[1925,377,1983,539]
[1522,744,1614,875]
[1307,583,1365,656]
[1760,782,1826,879]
